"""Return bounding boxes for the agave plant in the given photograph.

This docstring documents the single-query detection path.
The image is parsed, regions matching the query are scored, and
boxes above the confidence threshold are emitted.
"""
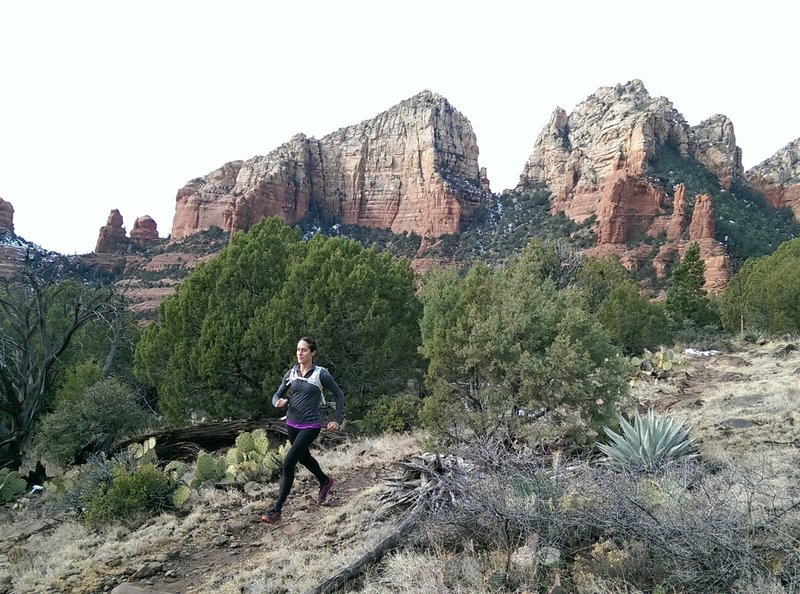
[597,408,697,472]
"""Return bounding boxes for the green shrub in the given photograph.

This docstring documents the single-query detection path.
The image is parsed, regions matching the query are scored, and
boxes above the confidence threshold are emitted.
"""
[596,281,672,354]
[361,393,422,434]
[597,409,697,472]
[419,245,630,443]
[0,468,27,503]
[53,361,102,405]
[720,238,800,335]
[81,462,177,528]
[34,379,155,465]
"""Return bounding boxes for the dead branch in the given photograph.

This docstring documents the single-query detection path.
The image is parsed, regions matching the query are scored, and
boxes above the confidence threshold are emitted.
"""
[304,453,474,593]
[303,509,421,594]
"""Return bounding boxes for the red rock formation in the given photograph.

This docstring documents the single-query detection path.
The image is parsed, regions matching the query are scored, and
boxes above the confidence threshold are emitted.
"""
[594,173,664,244]
[691,115,744,190]
[746,139,800,222]
[130,215,159,246]
[694,239,731,294]
[0,197,13,234]
[171,91,489,241]
[666,184,687,241]
[95,209,128,253]
[653,244,679,278]
[687,194,729,292]
[172,162,244,241]
[688,194,715,240]
[518,80,735,292]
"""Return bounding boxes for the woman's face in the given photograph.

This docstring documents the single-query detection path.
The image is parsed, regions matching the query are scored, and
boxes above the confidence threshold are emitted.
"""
[296,340,315,367]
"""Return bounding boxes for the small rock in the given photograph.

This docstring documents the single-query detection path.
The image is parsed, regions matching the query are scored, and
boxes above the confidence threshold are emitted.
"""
[212,535,229,546]
[131,562,162,579]
[722,418,757,429]
[539,546,561,567]
[243,481,267,498]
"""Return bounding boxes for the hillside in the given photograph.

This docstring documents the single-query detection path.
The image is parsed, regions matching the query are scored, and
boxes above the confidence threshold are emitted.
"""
[1,339,799,593]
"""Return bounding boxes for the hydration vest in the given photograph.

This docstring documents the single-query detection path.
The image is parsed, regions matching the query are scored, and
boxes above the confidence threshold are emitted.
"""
[287,365,328,406]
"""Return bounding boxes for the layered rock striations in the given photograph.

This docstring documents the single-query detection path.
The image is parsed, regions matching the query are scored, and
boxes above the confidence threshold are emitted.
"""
[171,91,490,241]
[692,114,743,190]
[746,138,800,221]
[518,80,735,292]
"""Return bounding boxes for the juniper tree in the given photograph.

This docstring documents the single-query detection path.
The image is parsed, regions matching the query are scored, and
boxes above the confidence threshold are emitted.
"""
[134,217,422,423]
[665,242,718,327]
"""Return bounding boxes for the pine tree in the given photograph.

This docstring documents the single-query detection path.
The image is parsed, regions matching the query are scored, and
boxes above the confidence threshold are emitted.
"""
[665,243,717,327]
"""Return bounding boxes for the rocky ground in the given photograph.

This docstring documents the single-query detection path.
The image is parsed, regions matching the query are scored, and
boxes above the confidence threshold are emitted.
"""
[1,340,799,594]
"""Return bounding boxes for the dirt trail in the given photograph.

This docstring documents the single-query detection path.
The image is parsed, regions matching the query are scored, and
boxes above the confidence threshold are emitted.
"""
[633,342,800,456]
[135,468,393,594]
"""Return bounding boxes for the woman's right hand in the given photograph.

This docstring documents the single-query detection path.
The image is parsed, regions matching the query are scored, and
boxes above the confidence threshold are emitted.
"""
[275,398,288,408]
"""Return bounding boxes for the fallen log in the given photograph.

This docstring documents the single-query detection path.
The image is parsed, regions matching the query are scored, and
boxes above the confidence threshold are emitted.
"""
[112,418,346,461]
[304,509,421,594]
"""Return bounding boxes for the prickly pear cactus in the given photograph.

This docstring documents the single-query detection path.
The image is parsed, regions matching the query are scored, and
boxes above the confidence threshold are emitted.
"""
[127,437,157,465]
[235,432,256,454]
[164,461,186,481]
[195,453,225,483]
[634,347,683,375]
[194,430,288,485]
[226,448,245,466]
[252,429,270,455]
[0,468,27,503]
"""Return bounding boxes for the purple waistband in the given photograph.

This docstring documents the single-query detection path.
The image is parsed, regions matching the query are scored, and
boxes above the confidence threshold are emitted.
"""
[287,421,322,430]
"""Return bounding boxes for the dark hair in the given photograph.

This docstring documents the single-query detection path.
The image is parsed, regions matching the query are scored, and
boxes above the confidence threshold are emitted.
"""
[298,336,318,355]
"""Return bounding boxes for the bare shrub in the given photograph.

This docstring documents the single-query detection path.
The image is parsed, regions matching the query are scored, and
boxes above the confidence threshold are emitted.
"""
[412,439,800,594]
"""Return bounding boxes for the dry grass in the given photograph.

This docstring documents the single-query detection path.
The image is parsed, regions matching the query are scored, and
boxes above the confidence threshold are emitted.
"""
[358,551,451,593]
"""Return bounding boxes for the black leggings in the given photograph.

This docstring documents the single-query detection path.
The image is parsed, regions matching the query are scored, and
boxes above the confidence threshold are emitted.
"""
[273,426,328,512]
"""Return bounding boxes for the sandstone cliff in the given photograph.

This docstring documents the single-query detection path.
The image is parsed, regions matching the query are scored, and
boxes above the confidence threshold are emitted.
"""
[518,80,734,292]
[0,197,14,234]
[746,138,800,221]
[692,114,743,190]
[171,91,490,241]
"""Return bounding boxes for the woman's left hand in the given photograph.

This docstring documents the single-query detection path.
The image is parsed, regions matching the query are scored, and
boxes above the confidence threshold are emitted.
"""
[326,421,340,432]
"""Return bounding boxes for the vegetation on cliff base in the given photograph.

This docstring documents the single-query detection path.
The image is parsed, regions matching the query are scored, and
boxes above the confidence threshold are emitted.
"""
[648,145,800,268]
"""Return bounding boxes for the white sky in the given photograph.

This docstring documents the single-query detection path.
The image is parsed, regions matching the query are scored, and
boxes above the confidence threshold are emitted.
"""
[1,0,798,255]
